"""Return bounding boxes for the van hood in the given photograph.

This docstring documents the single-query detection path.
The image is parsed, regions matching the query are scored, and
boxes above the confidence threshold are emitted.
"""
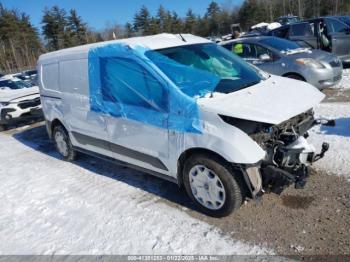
[0,86,39,102]
[198,75,325,125]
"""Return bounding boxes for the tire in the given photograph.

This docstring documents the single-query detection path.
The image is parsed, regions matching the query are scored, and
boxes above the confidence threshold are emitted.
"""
[53,125,76,161]
[183,153,244,217]
[0,125,6,132]
[285,74,305,81]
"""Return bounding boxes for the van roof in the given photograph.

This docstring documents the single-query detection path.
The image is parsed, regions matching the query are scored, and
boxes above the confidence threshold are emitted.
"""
[38,33,211,62]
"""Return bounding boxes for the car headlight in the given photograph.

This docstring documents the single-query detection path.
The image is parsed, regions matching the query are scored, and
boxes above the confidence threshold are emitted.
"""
[296,58,326,69]
[0,102,9,107]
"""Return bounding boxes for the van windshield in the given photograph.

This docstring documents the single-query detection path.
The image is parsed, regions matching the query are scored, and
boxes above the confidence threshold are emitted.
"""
[145,43,265,97]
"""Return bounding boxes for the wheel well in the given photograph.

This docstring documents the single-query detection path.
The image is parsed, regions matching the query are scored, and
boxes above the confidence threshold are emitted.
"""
[282,72,306,81]
[177,148,245,187]
[50,119,66,137]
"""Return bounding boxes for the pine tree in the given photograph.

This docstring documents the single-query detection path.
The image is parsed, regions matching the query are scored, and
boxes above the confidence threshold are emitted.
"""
[206,1,221,35]
[124,22,134,37]
[133,6,151,35]
[0,4,41,72]
[170,11,182,33]
[156,5,167,32]
[67,9,88,46]
[184,9,196,33]
[42,6,68,50]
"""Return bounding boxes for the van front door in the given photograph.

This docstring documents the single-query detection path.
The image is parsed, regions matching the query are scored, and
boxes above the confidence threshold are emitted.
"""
[100,57,170,173]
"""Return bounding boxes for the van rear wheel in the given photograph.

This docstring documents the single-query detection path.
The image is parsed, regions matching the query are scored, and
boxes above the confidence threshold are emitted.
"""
[53,125,76,161]
[183,153,244,217]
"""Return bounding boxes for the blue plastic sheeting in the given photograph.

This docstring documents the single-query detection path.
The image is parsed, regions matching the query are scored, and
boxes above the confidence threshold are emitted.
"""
[88,43,213,133]
[144,50,220,98]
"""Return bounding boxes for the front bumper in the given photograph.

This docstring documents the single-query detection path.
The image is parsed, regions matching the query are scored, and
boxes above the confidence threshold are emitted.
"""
[0,104,43,125]
[261,139,329,194]
[304,66,343,89]
[242,137,329,197]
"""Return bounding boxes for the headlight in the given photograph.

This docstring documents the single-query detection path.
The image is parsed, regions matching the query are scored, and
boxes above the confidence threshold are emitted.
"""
[0,102,9,107]
[296,58,326,69]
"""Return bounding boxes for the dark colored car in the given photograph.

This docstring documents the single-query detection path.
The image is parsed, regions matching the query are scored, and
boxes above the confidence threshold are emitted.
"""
[338,16,350,26]
[268,17,350,63]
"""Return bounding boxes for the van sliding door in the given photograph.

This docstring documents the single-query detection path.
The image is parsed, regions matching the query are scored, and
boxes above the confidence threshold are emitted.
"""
[59,59,109,154]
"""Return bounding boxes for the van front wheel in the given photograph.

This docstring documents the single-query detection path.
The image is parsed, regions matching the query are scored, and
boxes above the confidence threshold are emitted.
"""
[183,154,244,217]
[53,125,76,161]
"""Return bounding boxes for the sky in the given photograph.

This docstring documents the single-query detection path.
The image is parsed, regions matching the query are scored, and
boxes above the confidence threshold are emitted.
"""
[2,0,243,32]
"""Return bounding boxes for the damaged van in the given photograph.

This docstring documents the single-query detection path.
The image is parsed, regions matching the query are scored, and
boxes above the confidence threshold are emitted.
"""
[38,34,330,217]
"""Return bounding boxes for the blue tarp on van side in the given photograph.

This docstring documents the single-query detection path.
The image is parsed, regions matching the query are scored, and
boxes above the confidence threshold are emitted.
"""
[88,43,219,133]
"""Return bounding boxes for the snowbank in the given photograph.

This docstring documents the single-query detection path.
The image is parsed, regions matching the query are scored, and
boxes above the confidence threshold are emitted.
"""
[309,102,350,179]
[0,128,270,255]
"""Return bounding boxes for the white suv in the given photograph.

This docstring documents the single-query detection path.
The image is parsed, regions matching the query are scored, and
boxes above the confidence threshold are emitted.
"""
[37,34,329,217]
[0,77,42,131]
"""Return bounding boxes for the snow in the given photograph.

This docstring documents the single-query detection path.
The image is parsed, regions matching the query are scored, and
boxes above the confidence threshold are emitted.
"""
[0,127,270,255]
[333,69,350,90]
[309,102,350,179]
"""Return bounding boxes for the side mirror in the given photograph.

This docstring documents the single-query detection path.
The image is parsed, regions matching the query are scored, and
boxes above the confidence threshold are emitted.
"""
[259,53,272,61]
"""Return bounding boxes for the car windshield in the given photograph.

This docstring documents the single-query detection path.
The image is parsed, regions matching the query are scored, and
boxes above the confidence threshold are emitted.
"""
[145,43,264,97]
[259,37,302,52]
[0,80,32,90]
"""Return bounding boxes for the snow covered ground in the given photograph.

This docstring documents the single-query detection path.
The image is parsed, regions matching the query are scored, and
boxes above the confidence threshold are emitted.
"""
[0,127,270,255]
[309,102,350,179]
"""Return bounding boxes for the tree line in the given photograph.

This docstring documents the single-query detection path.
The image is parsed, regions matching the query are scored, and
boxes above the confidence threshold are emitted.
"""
[0,0,349,73]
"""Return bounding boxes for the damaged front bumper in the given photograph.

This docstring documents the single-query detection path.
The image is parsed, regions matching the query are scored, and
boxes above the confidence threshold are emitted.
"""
[241,119,332,197]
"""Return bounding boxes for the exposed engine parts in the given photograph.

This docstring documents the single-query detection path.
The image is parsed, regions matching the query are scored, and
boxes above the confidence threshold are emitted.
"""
[221,110,332,195]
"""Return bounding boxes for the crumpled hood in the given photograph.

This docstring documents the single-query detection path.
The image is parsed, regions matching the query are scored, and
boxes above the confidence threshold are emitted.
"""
[198,75,325,125]
[0,86,39,102]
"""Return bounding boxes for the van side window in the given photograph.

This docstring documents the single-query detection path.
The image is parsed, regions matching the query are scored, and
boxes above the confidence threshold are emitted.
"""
[60,59,88,95]
[42,63,60,91]
[100,57,167,112]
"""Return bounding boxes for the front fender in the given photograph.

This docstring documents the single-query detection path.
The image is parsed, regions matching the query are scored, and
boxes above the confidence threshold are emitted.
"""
[183,111,265,164]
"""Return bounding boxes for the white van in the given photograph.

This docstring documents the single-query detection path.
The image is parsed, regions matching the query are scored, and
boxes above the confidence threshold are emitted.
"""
[38,33,329,217]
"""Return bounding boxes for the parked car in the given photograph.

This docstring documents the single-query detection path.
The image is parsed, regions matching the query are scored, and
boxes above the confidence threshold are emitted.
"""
[13,70,38,86]
[268,17,350,63]
[338,16,350,26]
[38,33,329,217]
[274,15,300,25]
[220,36,343,89]
[0,78,42,130]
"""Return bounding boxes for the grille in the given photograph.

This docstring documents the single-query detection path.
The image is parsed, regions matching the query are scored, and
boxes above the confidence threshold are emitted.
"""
[18,97,41,109]
[329,59,342,68]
